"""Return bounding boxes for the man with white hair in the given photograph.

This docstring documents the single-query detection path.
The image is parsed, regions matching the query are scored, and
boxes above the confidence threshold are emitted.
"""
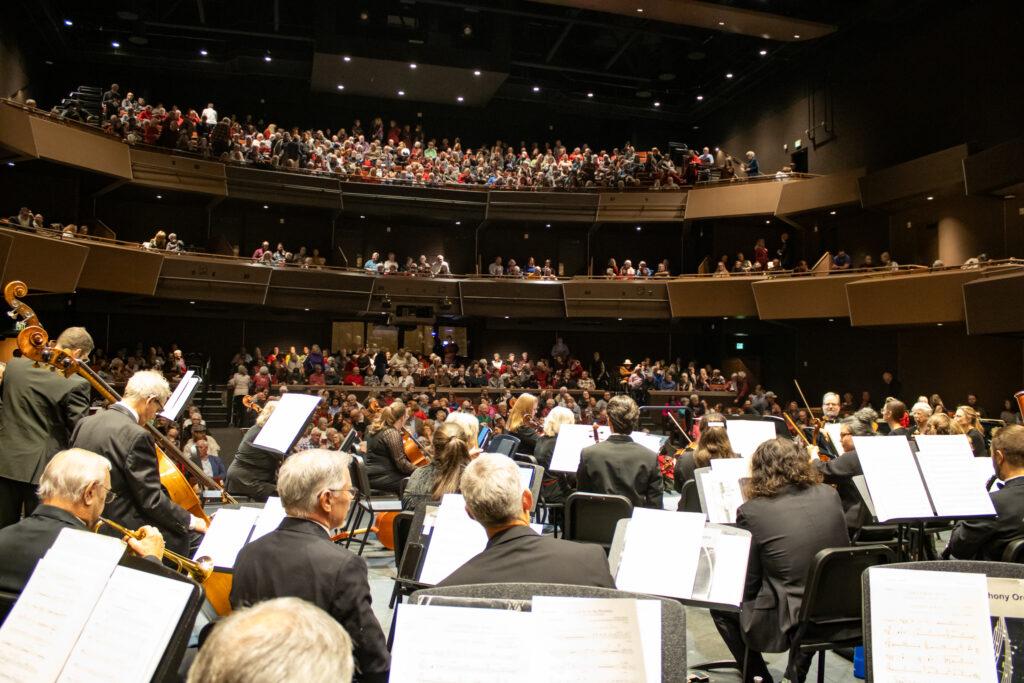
[72,370,206,556]
[0,326,94,528]
[438,453,614,588]
[0,448,164,592]
[187,597,353,683]
[231,449,389,682]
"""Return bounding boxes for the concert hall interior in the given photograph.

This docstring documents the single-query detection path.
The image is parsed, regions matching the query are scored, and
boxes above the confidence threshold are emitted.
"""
[0,1,1022,682]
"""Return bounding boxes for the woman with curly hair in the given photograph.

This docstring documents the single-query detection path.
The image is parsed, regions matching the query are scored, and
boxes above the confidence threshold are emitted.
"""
[711,437,848,683]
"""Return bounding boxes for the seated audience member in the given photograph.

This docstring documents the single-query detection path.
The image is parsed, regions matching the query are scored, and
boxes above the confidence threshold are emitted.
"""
[832,250,851,270]
[0,448,164,593]
[187,597,354,683]
[945,424,1024,561]
[230,449,389,682]
[506,392,539,455]
[674,413,734,494]
[488,256,504,276]
[403,422,472,510]
[364,401,415,494]
[533,406,576,505]
[882,399,910,437]
[954,405,988,457]
[577,395,663,509]
[189,438,227,481]
[815,408,877,534]
[225,401,282,501]
[437,453,614,588]
[711,438,849,683]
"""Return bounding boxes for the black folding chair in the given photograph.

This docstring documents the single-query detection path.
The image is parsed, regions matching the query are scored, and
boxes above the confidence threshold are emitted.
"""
[563,492,633,550]
[677,479,702,513]
[388,510,417,608]
[486,433,521,457]
[1003,537,1024,563]
[343,455,403,556]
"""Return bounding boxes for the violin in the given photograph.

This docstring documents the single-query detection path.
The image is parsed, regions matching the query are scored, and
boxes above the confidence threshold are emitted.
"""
[784,410,829,462]
[794,379,835,454]
[242,394,262,413]
[4,280,235,614]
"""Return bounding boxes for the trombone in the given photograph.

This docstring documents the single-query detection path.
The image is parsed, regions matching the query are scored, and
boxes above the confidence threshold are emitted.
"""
[96,516,215,583]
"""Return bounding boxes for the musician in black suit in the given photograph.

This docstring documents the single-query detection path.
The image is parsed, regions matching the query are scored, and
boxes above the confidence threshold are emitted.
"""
[0,327,94,528]
[231,449,390,683]
[814,408,877,535]
[712,438,849,683]
[577,394,663,509]
[438,453,615,588]
[0,448,163,593]
[71,370,205,556]
[225,401,283,501]
[945,424,1024,561]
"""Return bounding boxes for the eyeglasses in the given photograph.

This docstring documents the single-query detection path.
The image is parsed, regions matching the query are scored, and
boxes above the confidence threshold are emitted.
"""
[98,485,118,503]
[325,487,359,499]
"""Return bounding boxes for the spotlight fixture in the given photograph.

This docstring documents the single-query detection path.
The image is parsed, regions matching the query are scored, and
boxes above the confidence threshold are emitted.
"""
[636,7,644,13]
[409,63,417,69]
[545,223,551,228]
[829,210,837,215]
[397,90,405,96]
[343,56,352,62]
[504,315,510,319]
[264,53,272,62]
[587,92,594,98]
[532,86,540,92]
[456,96,464,102]
[618,318,623,321]
[765,219,771,224]
[156,194,162,199]
[759,49,767,56]
[64,19,73,26]
[455,220,461,225]
[262,204,269,209]
[189,301,196,305]
[473,69,481,76]
[653,101,661,107]
[635,226,642,232]
[926,195,934,201]
[726,73,733,78]
[304,308,310,312]
[111,41,121,48]
[337,84,345,90]
[199,49,208,56]
[793,34,801,39]
[6,162,14,167]
[360,215,366,219]
[696,95,704,101]
[717,20,725,26]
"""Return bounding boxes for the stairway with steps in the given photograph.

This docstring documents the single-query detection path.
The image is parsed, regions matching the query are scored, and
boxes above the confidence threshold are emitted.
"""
[191,385,230,427]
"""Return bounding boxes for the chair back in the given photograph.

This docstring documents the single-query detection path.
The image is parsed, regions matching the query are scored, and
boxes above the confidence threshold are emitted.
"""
[677,479,702,513]
[487,433,521,457]
[350,455,373,498]
[397,476,410,501]
[0,590,17,625]
[1003,537,1024,563]
[798,545,895,625]
[393,510,416,565]
[563,492,633,548]
[408,582,687,683]
[512,453,538,466]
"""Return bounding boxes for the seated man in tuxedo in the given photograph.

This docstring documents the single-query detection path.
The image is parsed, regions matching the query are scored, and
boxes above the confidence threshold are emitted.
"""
[188,597,354,683]
[231,449,389,683]
[438,453,614,588]
[945,424,1024,561]
[576,394,663,509]
[713,438,849,683]
[0,448,164,593]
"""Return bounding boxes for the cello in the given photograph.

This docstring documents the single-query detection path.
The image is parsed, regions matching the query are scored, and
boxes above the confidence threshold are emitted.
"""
[4,280,235,615]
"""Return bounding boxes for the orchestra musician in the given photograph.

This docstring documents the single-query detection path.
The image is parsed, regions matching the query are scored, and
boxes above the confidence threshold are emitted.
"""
[944,424,1024,560]
[364,400,415,494]
[230,449,390,683]
[0,448,164,593]
[225,400,282,501]
[402,422,473,510]
[813,408,877,535]
[673,412,735,493]
[577,395,663,509]
[711,438,849,683]
[70,370,206,556]
[437,453,614,588]
[0,327,94,527]
[506,392,539,454]
[881,399,911,438]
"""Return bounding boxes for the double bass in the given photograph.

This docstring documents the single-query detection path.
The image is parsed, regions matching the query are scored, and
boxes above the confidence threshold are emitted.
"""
[4,280,235,615]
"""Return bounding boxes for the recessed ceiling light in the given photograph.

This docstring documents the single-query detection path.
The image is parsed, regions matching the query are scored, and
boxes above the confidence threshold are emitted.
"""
[262,204,269,209]
[937,322,943,326]
[926,196,934,201]
[397,90,405,96]
[718,20,725,26]
[409,63,417,69]
[653,101,661,107]
[111,41,121,48]
[636,7,644,13]
[337,84,345,90]
[587,92,594,98]
[636,226,642,231]
[456,96,464,102]
[546,223,551,228]
[759,49,767,56]
[692,125,699,130]
[793,34,801,39]
[156,194,162,199]
[696,95,704,101]
[264,54,272,62]
[199,49,208,56]
[726,72,733,78]
[829,210,836,215]
[532,86,540,92]
[343,56,352,62]
[765,219,771,224]
[360,215,366,219]
[189,301,196,305]
[473,69,481,76]
[64,19,73,26]
[455,220,461,225]
[618,317,623,321]
[304,308,310,311]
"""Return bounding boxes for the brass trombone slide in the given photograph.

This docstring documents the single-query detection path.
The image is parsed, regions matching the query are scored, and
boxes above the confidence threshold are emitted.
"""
[96,516,214,583]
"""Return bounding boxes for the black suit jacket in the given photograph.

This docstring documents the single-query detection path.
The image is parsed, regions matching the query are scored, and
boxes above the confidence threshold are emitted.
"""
[231,517,389,682]
[737,484,850,652]
[815,450,867,531]
[225,423,281,500]
[0,504,88,592]
[946,477,1024,561]
[437,525,615,588]
[0,356,91,484]
[577,434,664,509]
[71,404,191,555]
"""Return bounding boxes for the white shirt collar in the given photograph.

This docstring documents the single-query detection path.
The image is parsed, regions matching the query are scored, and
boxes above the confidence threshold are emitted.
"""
[115,400,139,423]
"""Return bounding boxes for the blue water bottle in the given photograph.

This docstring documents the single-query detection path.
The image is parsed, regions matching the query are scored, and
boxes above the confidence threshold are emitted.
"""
[853,645,865,679]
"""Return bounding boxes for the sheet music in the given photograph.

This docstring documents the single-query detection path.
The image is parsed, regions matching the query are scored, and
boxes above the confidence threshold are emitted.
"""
[822,422,844,453]
[629,431,668,455]
[868,567,996,683]
[855,436,934,521]
[193,507,261,569]
[57,566,193,683]
[418,494,489,585]
[913,444,996,518]
[390,603,531,683]
[550,424,605,473]
[692,526,753,607]
[249,497,286,542]
[159,370,198,421]
[531,597,647,683]
[517,466,534,492]
[725,420,776,458]
[615,508,705,600]
[698,461,748,524]
[254,393,322,453]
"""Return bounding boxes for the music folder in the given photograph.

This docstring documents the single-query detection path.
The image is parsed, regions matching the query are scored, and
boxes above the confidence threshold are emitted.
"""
[253,392,322,454]
[159,370,201,422]
[193,499,287,571]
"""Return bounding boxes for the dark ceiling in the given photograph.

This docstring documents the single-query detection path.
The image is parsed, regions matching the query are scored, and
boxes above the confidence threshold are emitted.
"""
[10,0,927,126]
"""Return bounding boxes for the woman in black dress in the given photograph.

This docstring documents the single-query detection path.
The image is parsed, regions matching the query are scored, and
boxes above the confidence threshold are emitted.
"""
[365,400,415,494]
